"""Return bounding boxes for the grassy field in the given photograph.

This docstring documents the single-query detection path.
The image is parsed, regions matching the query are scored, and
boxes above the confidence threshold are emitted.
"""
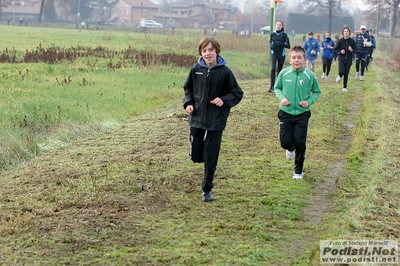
[0,25,269,170]
[0,25,399,264]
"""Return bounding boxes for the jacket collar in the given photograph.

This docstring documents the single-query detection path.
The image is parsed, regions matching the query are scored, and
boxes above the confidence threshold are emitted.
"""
[198,55,227,69]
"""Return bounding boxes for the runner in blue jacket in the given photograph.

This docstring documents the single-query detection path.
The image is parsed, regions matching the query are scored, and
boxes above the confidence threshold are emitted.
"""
[321,31,335,79]
[365,29,376,70]
[303,32,320,72]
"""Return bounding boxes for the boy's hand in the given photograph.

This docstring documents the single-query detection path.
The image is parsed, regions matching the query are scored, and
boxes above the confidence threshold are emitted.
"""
[299,101,309,108]
[281,98,290,106]
[186,105,194,114]
[210,97,224,107]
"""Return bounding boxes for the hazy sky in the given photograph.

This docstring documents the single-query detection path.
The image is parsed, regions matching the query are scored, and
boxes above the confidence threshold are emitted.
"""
[234,0,368,12]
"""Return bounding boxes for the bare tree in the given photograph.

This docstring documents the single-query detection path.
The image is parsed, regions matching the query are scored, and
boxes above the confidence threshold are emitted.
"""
[363,0,399,37]
[38,0,45,22]
[232,8,244,29]
[302,0,346,31]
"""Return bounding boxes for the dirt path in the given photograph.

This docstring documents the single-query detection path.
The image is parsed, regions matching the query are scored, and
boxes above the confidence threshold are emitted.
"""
[284,79,363,259]
[0,77,365,264]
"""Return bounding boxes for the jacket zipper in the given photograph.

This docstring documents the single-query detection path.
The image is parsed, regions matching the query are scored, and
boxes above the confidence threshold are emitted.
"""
[295,71,299,116]
[201,69,211,129]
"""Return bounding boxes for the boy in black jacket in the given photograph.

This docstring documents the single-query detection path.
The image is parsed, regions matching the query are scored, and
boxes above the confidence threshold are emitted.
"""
[183,37,243,202]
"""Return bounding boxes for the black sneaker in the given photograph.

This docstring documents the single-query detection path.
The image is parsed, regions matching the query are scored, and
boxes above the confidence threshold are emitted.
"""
[202,191,213,202]
[268,87,275,93]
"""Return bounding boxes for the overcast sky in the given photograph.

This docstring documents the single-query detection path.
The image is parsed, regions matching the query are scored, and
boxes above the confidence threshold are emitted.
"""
[234,0,368,12]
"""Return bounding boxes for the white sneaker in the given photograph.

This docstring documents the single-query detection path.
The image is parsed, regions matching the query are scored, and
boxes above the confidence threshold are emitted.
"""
[325,75,328,79]
[360,76,365,81]
[335,76,341,83]
[355,72,359,79]
[321,73,326,79]
[293,172,304,180]
[286,150,294,160]
[342,88,347,92]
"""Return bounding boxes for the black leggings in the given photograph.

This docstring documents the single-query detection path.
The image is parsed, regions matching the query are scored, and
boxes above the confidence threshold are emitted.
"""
[321,56,333,76]
[270,54,285,88]
[338,60,352,88]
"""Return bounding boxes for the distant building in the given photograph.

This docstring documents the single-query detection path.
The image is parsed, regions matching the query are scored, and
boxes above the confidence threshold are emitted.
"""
[108,0,159,25]
[154,1,233,29]
[108,0,235,29]
[1,0,237,30]
[2,0,41,22]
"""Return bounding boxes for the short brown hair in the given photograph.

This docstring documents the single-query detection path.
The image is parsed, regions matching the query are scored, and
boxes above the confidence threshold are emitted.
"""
[291,45,306,57]
[308,31,314,36]
[198,37,221,56]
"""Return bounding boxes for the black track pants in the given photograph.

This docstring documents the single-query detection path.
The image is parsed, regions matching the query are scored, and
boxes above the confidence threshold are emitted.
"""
[355,53,368,76]
[189,127,223,192]
[270,54,285,89]
[278,110,311,174]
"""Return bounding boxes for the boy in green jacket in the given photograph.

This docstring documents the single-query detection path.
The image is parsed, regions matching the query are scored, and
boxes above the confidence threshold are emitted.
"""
[274,45,321,179]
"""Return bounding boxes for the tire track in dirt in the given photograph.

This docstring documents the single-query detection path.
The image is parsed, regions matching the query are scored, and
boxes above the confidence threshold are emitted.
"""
[284,80,363,260]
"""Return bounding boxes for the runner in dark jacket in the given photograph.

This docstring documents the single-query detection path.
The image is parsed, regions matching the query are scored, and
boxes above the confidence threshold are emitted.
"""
[354,25,372,81]
[334,27,356,92]
[183,37,243,202]
[268,19,290,93]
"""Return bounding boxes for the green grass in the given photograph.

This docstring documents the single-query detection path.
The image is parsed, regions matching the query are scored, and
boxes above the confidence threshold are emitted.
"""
[0,25,271,169]
[0,61,187,168]
[0,24,399,265]
[307,52,400,263]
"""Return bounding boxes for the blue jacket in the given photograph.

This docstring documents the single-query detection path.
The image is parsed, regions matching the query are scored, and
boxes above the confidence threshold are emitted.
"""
[370,35,376,48]
[303,37,320,60]
[321,38,335,59]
